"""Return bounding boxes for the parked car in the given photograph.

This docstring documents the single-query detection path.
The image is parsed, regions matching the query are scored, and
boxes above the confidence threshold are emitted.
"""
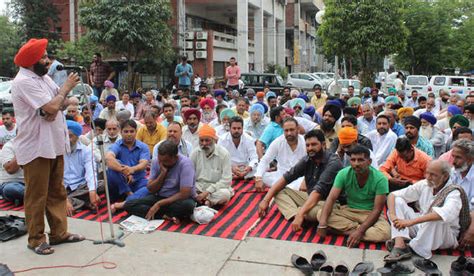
[405,75,430,96]
[327,79,361,97]
[428,75,474,97]
[286,73,324,91]
[312,72,334,89]
[0,80,13,104]
[240,73,287,95]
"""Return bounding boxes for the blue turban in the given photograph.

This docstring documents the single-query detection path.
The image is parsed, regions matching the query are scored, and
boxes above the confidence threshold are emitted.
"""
[106,95,117,102]
[304,106,315,118]
[265,91,277,100]
[290,98,306,110]
[219,108,236,120]
[67,120,82,137]
[131,92,141,98]
[214,89,226,98]
[447,105,462,116]
[327,99,342,108]
[420,112,437,125]
[298,94,310,103]
[89,95,98,103]
[255,101,268,114]
[362,87,371,94]
[249,104,264,116]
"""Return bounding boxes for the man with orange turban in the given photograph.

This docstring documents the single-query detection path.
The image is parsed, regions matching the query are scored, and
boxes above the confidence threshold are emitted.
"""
[190,124,233,207]
[12,38,85,255]
[337,127,378,168]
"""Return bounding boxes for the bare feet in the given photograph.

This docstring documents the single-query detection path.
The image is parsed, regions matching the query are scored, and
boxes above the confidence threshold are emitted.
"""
[111,202,125,214]
[163,215,181,225]
[204,200,212,207]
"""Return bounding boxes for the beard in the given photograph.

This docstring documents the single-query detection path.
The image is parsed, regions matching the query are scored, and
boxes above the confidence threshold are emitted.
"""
[201,143,215,155]
[419,125,433,139]
[33,62,49,76]
[188,123,198,131]
[202,111,214,121]
[285,134,296,143]
[231,131,241,139]
[377,127,388,136]
[455,163,470,173]
[308,149,324,159]
[321,120,335,132]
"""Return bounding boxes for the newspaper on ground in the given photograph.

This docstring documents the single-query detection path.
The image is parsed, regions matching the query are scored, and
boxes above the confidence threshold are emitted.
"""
[119,215,165,233]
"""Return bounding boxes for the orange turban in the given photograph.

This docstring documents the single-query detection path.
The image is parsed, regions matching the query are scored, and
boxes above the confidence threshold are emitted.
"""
[198,124,217,140]
[338,127,358,145]
[14,38,48,67]
[397,107,414,121]
[256,92,265,98]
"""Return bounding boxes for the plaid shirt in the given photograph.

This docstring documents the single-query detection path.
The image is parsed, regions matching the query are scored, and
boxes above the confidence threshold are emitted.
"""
[90,61,112,87]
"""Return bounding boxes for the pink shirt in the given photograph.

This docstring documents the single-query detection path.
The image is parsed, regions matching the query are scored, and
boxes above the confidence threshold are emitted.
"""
[439,150,454,165]
[11,68,69,165]
[226,65,241,86]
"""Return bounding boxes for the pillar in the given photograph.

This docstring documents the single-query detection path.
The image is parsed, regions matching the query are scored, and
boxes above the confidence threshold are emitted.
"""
[276,19,286,68]
[266,15,276,65]
[254,6,264,72]
[237,0,249,73]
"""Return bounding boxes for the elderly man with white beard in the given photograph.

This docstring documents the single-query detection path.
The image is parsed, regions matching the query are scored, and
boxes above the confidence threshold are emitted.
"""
[419,112,445,158]
[384,160,471,262]
[244,103,270,139]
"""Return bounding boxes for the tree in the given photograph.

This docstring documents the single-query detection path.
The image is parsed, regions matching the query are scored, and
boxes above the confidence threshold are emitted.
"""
[79,0,174,91]
[56,37,102,68]
[317,0,407,86]
[0,16,21,77]
[10,0,60,43]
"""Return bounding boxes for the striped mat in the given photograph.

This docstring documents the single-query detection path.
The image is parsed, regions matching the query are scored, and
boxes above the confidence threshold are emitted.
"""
[248,203,474,257]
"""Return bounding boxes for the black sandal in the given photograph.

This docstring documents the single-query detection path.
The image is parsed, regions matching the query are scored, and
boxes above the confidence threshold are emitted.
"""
[50,233,85,245]
[28,242,55,255]
[383,247,412,263]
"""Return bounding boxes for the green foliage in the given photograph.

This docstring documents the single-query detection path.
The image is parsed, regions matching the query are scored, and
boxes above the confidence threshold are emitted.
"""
[10,0,60,43]
[265,63,288,80]
[56,37,102,67]
[79,0,174,91]
[317,0,407,86]
[0,16,21,77]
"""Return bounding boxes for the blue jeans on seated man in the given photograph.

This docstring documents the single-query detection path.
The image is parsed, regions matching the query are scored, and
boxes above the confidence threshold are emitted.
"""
[0,182,25,205]
[93,86,104,99]
[106,170,148,202]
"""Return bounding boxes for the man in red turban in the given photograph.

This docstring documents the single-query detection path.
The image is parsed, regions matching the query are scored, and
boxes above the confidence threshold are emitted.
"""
[12,38,85,255]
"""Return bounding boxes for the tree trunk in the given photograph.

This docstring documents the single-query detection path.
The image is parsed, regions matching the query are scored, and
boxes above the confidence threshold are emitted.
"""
[360,52,372,88]
[349,57,353,78]
[127,45,133,92]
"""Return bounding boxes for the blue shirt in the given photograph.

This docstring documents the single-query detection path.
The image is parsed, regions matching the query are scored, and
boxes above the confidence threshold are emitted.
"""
[108,139,150,181]
[150,154,196,198]
[64,142,97,191]
[174,63,193,86]
[93,104,104,120]
[259,121,283,147]
[416,136,435,158]
[392,123,405,136]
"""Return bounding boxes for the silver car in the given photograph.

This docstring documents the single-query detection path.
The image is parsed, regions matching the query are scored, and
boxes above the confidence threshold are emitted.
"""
[286,73,324,91]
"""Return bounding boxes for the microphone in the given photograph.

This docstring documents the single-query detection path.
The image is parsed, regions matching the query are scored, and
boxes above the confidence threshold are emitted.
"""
[56,65,85,71]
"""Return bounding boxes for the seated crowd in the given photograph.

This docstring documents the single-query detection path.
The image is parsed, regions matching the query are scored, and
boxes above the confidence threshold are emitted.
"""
[1,83,474,261]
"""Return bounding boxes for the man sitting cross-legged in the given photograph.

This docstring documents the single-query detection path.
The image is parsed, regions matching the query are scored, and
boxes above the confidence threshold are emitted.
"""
[190,124,233,207]
[255,117,307,192]
[385,160,470,261]
[123,141,196,223]
[317,145,390,248]
[105,119,150,202]
[258,129,342,232]
[218,116,258,180]
[64,120,100,216]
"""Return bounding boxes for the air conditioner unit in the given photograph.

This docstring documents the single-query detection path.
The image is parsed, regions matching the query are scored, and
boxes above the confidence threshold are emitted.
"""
[196,41,207,50]
[185,31,195,40]
[185,41,193,50]
[195,51,207,59]
[196,31,208,40]
[186,53,194,61]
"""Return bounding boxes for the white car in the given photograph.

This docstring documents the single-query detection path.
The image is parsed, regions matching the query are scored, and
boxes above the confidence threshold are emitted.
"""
[286,73,324,91]
[0,80,13,105]
[404,75,429,96]
[327,79,361,96]
[428,75,474,97]
[312,72,333,89]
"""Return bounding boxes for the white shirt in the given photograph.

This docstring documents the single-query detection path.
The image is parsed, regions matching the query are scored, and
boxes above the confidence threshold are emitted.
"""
[450,165,474,210]
[0,125,17,148]
[414,108,439,118]
[294,117,318,133]
[405,98,419,108]
[393,78,404,91]
[366,129,397,167]
[358,117,376,135]
[116,101,135,117]
[0,140,24,184]
[255,134,306,177]
[92,134,121,162]
[393,179,461,234]
[182,123,202,149]
[218,132,258,168]
[194,77,201,91]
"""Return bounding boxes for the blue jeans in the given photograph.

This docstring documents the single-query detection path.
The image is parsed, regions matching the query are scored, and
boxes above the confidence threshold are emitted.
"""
[93,86,104,99]
[106,170,148,202]
[0,181,25,203]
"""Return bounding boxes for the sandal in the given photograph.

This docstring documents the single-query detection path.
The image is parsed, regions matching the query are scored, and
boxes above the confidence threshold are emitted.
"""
[413,258,442,275]
[50,233,85,245]
[27,242,55,255]
[383,247,412,263]
[377,262,415,275]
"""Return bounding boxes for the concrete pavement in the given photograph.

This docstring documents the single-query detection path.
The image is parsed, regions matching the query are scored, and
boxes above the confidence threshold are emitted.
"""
[0,210,458,275]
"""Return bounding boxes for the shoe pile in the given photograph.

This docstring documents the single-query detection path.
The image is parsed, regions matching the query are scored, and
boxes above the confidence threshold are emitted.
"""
[450,256,474,276]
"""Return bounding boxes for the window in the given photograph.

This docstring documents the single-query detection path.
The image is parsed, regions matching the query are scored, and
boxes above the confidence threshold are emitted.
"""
[407,76,428,85]
[467,78,474,87]
[353,81,361,89]
[433,77,446,86]
[449,78,465,86]
[301,74,313,81]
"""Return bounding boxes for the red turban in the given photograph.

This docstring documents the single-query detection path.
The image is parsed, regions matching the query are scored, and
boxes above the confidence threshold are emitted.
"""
[199,98,215,109]
[183,108,201,122]
[14,38,48,67]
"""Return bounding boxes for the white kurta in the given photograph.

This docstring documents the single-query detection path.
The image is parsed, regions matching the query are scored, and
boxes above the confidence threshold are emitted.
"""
[294,116,318,133]
[182,123,202,149]
[218,132,258,178]
[390,180,461,259]
[366,129,397,167]
[255,134,306,190]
